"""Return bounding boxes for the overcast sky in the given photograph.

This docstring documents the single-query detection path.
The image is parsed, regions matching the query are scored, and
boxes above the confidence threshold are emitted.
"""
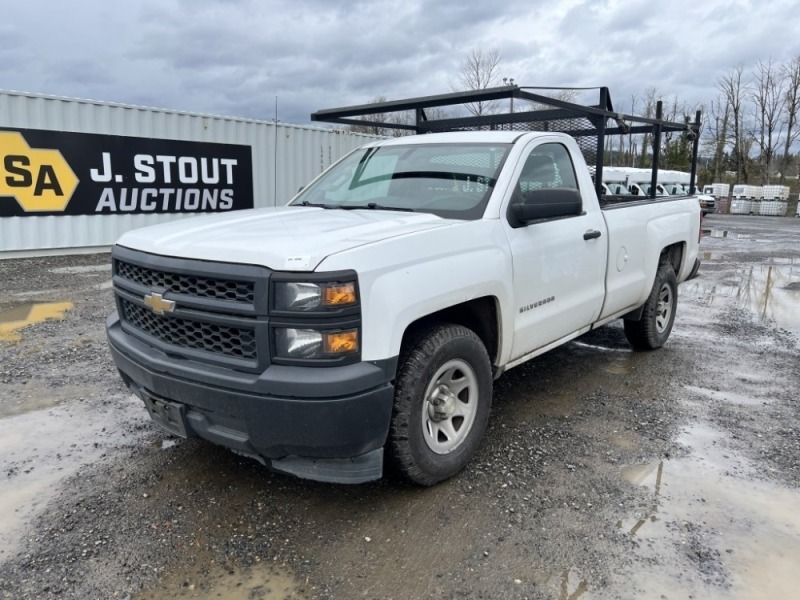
[3,0,799,126]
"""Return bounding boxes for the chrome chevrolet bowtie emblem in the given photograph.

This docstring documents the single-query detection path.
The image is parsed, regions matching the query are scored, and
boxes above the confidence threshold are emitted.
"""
[143,292,176,315]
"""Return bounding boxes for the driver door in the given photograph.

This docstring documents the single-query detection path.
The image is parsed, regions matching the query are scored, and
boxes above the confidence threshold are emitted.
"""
[504,141,607,360]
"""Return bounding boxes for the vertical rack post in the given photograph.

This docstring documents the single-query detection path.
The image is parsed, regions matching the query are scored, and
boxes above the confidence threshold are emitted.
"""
[689,110,701,195]
[595,87,608,199]
[650,101,663,199]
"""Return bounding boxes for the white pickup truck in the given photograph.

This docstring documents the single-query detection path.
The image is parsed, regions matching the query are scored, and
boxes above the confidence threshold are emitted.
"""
[107,129,701,486]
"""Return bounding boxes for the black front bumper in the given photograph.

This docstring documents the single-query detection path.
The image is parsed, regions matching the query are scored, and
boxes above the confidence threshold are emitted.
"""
[107,314,395,483]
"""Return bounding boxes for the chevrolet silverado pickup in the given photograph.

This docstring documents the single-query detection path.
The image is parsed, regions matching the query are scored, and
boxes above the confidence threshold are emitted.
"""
[106,88,702,486]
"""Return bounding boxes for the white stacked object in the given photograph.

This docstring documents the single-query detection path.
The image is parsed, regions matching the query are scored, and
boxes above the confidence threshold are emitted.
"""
[761,185,790,200]
[702,183,730,197]
[730,199,752,214]
[732,184,762,199]
[758,201,788,216]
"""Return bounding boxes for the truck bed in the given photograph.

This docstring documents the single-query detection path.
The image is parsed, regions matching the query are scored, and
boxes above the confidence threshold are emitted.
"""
[600,194,693,209]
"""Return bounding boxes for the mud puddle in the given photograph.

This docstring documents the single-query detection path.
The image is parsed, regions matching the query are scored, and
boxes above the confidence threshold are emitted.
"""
[136,562,302,600]
[684,385,773,406]
[616,423,800,599]
[556,569,589,599]
[0,393,148,555]
[705,229,752,240]
[766,257,800,265]
[684,262,800,335]
[0,301,74,341]
[0,382,99,418]
[604,353,641,375]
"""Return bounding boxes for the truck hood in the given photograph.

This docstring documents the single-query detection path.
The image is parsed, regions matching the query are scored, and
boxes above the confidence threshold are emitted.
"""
[116,206,459,271]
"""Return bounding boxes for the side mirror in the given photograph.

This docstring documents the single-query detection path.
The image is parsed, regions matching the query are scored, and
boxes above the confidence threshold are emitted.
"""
[508,188,583,228]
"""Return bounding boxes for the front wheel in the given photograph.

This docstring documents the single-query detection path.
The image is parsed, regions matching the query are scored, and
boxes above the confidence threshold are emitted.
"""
[624,265,678,351]
[389,324,492,486]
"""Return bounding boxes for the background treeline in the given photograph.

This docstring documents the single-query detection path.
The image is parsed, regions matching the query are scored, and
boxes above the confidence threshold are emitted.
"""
[348,50,800,194]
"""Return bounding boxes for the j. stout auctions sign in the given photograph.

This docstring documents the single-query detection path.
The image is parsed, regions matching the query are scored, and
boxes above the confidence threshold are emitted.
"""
[0,128,254,217]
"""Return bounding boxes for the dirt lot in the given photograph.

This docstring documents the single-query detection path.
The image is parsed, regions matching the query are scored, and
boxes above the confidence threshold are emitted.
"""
[1,214,799,600]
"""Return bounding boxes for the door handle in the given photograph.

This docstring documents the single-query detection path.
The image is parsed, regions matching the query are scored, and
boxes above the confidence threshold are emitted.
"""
[583,230,602,240]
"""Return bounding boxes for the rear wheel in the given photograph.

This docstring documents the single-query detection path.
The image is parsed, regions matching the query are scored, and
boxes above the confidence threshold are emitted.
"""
[389,324,492,486]
[624,265,678,351]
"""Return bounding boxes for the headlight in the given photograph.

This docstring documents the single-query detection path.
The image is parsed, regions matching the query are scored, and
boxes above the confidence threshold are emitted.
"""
[275,328,359,359]
[274,281,357,311]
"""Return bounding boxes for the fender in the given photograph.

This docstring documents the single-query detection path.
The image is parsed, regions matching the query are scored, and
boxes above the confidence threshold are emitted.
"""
[317,219,515,364]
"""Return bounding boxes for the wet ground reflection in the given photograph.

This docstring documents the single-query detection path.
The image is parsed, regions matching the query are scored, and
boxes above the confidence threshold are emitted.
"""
[559,568,589,600]
[685,260,800,333]
[617,424,800,599]
[136,562,302,600]
[0,394,147,554]
[0,301,74,342]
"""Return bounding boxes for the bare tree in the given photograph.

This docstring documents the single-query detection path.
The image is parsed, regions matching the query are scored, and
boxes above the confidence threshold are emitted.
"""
[552,89,579,103]
[751,58,786,183]
[705,93,731,181]
[453,48,502,116]
[779,54,800,183]
[718,65,749,182]
[638,87,660,168]
[346,95,411,137]
[419,105,451,124]
[660,96,682,168]
[656,96,701,171]
[628,94,637,166]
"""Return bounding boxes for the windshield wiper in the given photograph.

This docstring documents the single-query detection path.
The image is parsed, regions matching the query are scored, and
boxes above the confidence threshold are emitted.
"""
[340,203,415,212]
[296,201,341,209]
[296,200,414,212]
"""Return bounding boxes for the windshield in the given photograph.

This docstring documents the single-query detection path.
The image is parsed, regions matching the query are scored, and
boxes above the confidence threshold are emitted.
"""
[665,183,689,195]
[604,183,630,195]
[290,143,512,219]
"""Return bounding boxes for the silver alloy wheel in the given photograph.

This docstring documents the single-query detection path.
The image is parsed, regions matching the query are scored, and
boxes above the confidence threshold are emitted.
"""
[421,358,479,454]
[655,282,673,333]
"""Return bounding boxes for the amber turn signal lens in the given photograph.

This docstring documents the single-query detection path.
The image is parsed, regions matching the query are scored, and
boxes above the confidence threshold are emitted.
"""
[322,283,357,307]
[323,329,359,354]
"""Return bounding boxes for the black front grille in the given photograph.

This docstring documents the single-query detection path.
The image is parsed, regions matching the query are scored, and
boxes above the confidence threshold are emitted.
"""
[116,260,255,304]
[121,298,257,360]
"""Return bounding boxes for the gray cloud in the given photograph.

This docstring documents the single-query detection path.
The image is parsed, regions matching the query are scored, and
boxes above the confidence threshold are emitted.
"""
[1,0,799,128]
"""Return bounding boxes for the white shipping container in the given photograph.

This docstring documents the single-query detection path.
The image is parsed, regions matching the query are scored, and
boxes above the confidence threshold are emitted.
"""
[761,185,790,200]
[758,200,788,216]
[732,184,762,200]
[730,199,752,214]
[702,183,730,197]
[0,90,379,253]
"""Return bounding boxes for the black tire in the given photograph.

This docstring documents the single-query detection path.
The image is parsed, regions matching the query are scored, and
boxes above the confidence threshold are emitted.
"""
[624,265,678,351]
[389,324,492,486]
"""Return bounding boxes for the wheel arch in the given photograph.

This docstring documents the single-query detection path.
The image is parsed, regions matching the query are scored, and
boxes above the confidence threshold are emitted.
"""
[398,296,501,374]
[624,242,684,322]
[659,241,685,274]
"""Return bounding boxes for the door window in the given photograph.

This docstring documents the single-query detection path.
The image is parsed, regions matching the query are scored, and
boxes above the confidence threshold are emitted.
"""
[517,143,579,198]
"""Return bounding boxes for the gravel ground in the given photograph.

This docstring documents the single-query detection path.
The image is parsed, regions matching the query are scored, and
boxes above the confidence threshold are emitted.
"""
[1,214,799,600]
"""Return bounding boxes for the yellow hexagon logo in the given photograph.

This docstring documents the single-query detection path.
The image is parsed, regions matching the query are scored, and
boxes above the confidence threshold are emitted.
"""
[0,132,79,212]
